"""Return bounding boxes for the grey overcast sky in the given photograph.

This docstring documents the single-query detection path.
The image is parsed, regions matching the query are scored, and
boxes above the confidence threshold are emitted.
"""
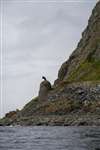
[0,0,97,117]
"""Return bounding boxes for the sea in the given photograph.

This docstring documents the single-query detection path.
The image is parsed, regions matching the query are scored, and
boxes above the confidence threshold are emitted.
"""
[0,126,100,150]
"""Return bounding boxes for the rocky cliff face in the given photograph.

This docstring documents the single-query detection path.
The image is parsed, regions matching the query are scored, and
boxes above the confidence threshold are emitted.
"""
[55,1,100,84]
[45,1,100,107]
[48,82,100,103]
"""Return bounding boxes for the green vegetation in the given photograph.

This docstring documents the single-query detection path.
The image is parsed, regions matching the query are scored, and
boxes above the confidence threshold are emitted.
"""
[21,97,39,116]
[33,99,82,115]
[67,59,100,82]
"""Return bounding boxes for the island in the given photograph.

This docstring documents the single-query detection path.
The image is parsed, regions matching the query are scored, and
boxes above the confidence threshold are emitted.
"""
[0,1,100,126]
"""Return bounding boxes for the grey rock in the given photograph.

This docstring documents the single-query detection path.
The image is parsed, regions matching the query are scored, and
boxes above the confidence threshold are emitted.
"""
[48,82,100,102]
[39,80,52,101]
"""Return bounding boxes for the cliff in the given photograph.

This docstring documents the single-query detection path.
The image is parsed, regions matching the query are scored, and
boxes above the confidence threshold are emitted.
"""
[56,1,100,83]
[0,1,100,126]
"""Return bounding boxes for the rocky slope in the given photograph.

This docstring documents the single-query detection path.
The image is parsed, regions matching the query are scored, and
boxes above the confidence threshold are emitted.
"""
[55,1,100,84]
[0,1,100,126]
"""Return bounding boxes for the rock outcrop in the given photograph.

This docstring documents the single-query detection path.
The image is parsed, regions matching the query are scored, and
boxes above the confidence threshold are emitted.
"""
[39,78,52,101]
[48,82,100,103]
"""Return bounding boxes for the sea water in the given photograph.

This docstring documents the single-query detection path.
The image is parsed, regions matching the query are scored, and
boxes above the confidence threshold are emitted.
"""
[0,126,100,150]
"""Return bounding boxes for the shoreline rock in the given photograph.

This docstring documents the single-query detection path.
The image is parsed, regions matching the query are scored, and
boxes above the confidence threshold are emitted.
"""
[0,112,100,126]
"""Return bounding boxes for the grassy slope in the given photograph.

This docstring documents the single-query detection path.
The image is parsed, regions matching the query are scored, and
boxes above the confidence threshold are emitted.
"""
[66,36,100,82]
[21,97,39,116]
[20,82,100,117]
[67,60,100,82]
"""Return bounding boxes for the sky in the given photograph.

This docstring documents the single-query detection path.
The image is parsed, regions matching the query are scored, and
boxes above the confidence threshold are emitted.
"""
[0,0,97,117]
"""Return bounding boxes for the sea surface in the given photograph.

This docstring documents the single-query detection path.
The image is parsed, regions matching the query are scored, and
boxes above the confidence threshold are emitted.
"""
[0,126,100,150]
